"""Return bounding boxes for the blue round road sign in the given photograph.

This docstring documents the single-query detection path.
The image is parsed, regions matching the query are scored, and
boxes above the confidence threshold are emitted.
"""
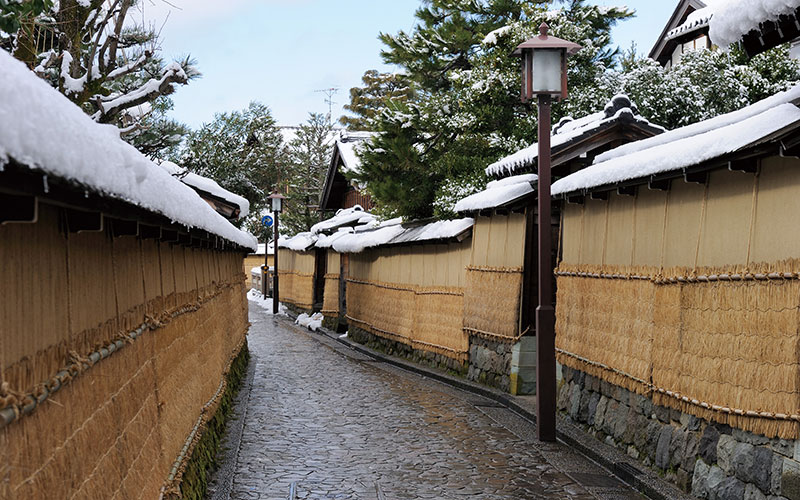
[262,215,274,227]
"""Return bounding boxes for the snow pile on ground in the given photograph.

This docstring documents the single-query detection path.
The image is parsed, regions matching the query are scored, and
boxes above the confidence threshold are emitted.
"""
[454,174,537,212]
[158,160,250,218]
[708,0,800,48]
[552,99,800,195]
[296,312,324,332]
[246,289,287,315]
[0,50,256,251]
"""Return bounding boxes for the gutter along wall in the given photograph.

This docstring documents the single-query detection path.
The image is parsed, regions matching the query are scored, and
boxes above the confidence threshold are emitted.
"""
[0,201,250,499]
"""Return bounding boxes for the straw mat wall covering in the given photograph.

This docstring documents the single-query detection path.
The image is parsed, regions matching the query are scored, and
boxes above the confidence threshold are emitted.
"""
[555,262,800,439]
[463,266,524,342]
[0,204,249,498]
[321,251,341,317]
[278,249,315,310]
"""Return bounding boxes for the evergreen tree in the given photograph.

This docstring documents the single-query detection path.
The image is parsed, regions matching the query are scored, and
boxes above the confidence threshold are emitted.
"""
[281,113,334,236]
[356,0,632,219]
[178,102,285,233]
[340,70,415,131]
[612,44,800,130]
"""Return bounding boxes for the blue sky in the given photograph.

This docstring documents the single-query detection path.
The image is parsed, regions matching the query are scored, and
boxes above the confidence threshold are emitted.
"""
[144,1,677,129]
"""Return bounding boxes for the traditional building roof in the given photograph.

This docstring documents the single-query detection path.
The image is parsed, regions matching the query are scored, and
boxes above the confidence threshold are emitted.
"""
[0,50,256,251]
[708,0,800,57]
[551,85,800,198]
[485,95,665,180]
[454,174,537,214]
[319,131,377,212]
[649,0,710,66]
[158,160,249,221]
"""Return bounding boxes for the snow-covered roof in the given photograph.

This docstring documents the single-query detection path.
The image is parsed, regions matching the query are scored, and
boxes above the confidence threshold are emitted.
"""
[454,174,537,213]
[552,85,800,196]
[666,6,713,41]
[335,131,377,174]
[0,50,257,251]
[158,160,250,219]
[331,218,474,254]
[315,227,354,249]
[486,95,665,178]
[278,232,318,252]
[310,205,377,234]
[709,0,800,49]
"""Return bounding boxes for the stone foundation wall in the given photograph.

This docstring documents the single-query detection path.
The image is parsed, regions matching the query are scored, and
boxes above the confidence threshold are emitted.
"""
[467,335,512,392]
[558,365,800,499]
[348,326,467,376]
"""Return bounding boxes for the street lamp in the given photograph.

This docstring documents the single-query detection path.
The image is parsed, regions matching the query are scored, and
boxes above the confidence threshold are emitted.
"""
[268,191,286,315]
[514,23,580,442]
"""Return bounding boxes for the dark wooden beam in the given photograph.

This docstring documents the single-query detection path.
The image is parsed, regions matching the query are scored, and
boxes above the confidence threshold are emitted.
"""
[589,191,608,201]
[566,194,584,205]
[0,194,37,224]
[139,224,161,240]
[617,185,636,197]
[110,218,138,237]
[65,209,103,233]
[161,228,179,243]
[648,177,670,191]
[728,157,759,173]
[683,169,708,184]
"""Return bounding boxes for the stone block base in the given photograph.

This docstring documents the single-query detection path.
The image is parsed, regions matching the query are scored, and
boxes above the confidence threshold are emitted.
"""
[348,327,468,376]
[467,335,512,392]
[559,365,796,499]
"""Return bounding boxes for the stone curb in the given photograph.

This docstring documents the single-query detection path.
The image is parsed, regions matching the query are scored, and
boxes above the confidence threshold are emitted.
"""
[208,337,258,500]
[294,317,693,500]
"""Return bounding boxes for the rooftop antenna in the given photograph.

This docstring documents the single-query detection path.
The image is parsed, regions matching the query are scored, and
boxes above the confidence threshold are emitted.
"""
[315,87,339,122]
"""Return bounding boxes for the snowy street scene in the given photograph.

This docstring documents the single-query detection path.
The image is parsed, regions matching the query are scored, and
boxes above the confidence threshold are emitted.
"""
[4,0,800,499]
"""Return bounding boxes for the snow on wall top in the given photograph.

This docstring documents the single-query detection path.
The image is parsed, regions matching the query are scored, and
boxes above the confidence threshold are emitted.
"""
[0,50,257,251]
[709,0,800,48]
[331,217,474,254]
[454,174,537,213]
[551,101,800,196]
[310,205,377,234]
[315,227,354,249]
[278,232,317,252]
[596,84,800,164]
[158,160,250,219]
[253,243,274,255]
[485,95,665,178]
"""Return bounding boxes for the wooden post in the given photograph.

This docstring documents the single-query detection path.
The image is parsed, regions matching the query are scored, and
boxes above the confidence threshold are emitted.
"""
[273,213,280,314]
[536,93,557,442]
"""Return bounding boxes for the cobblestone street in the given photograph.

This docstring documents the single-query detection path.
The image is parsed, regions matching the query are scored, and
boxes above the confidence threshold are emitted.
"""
[211,303,644,500]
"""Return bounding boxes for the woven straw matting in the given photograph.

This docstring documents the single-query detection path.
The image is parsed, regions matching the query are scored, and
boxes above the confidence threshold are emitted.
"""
[321,274,340,317]
[463,266,523,343]
[346,279,468,360]
[278,270,314,310]
[0,205,249,498]
[556,262,800,439]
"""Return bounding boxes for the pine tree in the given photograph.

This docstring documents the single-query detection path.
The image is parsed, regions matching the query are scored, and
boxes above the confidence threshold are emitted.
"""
[281,113,334,236]
[340,70,415,131]
[1,0,198,158]
[356,0,632,219]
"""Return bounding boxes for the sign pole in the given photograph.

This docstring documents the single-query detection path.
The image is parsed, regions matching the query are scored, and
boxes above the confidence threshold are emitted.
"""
[273,211,279,315]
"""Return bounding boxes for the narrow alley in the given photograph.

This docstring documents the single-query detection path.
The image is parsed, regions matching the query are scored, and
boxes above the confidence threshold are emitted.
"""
[208,303,644,500]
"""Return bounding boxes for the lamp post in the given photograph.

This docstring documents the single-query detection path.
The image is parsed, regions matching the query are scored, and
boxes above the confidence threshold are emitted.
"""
[514,23,581,442]
[268,191,286,314]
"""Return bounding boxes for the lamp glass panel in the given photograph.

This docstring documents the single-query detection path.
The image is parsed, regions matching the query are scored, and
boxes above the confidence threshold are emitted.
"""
[532,49,563,94]
[271,197,281,213]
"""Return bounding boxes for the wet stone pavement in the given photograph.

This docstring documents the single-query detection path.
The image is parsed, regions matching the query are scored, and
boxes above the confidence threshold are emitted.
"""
[209,302,644,500]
